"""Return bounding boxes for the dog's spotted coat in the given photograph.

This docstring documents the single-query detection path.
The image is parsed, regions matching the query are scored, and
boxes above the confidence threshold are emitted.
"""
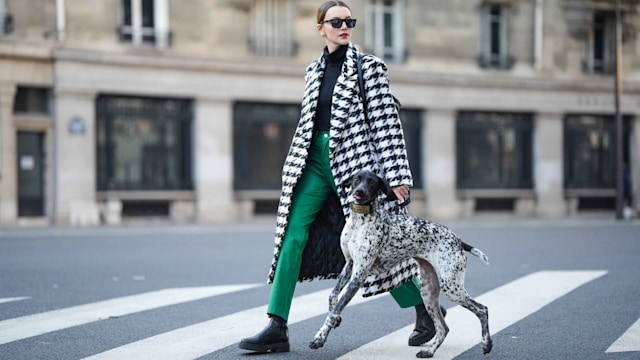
[309,170,493,358]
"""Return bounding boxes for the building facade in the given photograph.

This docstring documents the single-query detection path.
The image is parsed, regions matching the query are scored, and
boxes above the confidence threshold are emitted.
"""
[0,0,639,226]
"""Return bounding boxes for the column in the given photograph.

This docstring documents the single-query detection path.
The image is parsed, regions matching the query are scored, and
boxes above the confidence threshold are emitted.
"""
[194,98,236,223]
[534,112,565,218]
[54,91,99,225]
[423,108,460,220]
[0,85,16,225]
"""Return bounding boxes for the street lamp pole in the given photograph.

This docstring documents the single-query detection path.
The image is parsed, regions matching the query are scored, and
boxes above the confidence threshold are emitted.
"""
[614,0,624,220]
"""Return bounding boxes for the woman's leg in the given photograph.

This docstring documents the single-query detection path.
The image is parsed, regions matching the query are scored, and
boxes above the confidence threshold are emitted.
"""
[240,133,335,353]
[267,132,336,321]
[390,277,443,346]
[389,277,423,307]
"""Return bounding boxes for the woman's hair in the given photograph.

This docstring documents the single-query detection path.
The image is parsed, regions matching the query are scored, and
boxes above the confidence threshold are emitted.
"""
[317,1,351,24]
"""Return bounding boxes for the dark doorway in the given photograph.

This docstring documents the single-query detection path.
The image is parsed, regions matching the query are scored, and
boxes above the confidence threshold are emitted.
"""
[17,131,45,217]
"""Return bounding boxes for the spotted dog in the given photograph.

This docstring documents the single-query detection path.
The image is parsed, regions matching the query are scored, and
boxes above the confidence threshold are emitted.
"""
[309,170,493,358]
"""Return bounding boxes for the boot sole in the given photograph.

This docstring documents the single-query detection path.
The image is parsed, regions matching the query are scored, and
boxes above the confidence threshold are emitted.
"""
[239,340,290,353]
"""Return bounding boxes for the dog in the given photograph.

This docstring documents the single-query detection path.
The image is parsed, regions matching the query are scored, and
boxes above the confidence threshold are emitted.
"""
[309,170,492,358]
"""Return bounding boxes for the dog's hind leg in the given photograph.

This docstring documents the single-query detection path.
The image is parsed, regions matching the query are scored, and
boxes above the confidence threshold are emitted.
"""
[309,270,367,350]
[413,257,448,358]
[439,261,492,355]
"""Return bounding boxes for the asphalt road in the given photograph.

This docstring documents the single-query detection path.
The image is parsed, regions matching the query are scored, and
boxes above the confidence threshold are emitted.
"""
[0,217,639,360]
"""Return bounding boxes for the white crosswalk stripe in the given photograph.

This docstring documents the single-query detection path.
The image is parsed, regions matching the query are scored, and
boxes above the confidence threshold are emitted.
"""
[337,270,608,359]
[1,270,637,359]
[0,297,30,305]
[84,287,377,360]
[0,284,260,345]
[606,317,640,353]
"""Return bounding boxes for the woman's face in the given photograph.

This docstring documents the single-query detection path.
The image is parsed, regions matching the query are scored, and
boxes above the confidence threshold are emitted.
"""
[317,6,353,52]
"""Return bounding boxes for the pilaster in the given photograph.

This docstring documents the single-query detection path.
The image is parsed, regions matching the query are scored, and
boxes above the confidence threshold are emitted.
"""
[534,112,565,217]
[0,85,17,225]
[423,108,460,220]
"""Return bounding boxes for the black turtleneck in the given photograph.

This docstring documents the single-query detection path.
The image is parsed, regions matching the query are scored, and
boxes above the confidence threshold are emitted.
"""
[314,45,348,131]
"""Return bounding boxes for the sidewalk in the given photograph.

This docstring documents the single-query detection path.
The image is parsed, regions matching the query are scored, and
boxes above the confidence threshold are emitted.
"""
[1,213,637,238]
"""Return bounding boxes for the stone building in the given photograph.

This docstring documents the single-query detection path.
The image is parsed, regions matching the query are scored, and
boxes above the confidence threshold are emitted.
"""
[0,0,638,226]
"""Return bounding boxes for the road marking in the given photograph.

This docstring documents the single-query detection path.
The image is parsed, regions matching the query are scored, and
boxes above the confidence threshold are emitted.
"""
[84,287,377,360]
[338,270,608,359]
[0,297,30,305]
[606,317,640,353]
[0,284,260,345]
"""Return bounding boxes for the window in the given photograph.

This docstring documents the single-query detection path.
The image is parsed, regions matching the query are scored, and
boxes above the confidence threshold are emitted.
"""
[249,0,296,57]
[365,0,405,62]
[0,0,13,35]
[584,11,616,74]
[119,0,170,48]
[233,102,300,190]
[479,3,513,69]
[457,112,533,189]
[564,115,630,189]
[96,95,193,191]
[13,87,52,115]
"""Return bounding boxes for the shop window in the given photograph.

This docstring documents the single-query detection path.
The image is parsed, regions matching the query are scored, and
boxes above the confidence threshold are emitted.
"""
[365,0,405,62]
[233,102,299,190]
[399,108,422,189]
[456,111,533,189]
[249,0,297,57]
[96,95,193,191]
[564,114,630,189]
[119,0,170,48]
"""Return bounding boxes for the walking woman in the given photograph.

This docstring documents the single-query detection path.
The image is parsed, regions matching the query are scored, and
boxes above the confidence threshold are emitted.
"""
[239,0,438,353]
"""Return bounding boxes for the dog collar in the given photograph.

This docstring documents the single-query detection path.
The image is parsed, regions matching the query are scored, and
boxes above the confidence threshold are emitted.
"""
[350,203,372,214]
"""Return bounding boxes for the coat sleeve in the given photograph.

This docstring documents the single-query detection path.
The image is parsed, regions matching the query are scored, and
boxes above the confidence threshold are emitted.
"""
[362,56,413,188]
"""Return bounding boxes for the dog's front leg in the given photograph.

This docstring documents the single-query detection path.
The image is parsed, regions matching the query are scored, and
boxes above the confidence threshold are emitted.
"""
[329,261,353,312]
[309,270,367,350]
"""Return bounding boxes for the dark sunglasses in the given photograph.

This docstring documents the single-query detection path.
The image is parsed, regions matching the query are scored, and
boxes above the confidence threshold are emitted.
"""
[319,18,357,29]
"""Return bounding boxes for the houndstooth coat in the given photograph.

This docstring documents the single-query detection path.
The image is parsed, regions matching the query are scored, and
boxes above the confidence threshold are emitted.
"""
[267,42,420,297]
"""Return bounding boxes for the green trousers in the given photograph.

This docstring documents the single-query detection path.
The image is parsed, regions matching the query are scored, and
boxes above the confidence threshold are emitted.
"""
[267,131,424,321]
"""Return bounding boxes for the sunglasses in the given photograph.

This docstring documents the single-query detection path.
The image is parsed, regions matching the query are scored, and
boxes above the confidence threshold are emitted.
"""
[320,18,357,29]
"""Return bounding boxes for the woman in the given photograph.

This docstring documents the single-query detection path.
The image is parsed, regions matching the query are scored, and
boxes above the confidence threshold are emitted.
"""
[239,1,438,353]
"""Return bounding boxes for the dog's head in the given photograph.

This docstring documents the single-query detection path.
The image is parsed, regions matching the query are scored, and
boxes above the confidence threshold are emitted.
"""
[348,170,397,205]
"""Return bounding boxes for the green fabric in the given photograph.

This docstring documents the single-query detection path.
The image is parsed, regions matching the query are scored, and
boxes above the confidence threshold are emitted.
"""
[389,277,423,308]
[268,132,337,320]
[268,132,423,320]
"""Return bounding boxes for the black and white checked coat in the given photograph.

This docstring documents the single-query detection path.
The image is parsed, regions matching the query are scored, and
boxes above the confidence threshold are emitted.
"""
[267,42,420,297]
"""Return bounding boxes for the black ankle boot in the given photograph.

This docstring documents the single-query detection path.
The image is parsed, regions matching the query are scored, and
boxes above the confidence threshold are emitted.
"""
[408,304,448,346]
[408,304,435,346]
[239,315,290,353]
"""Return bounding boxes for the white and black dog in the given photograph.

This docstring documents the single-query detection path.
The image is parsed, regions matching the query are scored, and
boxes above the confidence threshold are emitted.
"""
[309,170,492,358]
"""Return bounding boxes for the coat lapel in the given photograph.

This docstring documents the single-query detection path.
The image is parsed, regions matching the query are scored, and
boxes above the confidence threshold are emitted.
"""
[329,43,360,155]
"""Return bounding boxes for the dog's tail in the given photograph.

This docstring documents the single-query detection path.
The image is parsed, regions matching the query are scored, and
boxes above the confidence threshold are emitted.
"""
[462,241,490,265]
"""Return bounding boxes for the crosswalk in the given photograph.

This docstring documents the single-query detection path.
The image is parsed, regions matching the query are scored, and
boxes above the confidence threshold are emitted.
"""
[1,270,638,359]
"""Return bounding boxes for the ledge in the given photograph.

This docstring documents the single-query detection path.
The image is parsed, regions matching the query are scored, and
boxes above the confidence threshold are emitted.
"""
[97,190,195,201]
[457,189,536,199]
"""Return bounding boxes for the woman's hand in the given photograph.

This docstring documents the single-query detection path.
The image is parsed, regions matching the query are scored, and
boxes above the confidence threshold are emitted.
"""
[392,185,409,202]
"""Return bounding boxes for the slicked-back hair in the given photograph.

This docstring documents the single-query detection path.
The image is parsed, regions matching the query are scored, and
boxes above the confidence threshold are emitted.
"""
[317,1,351,24]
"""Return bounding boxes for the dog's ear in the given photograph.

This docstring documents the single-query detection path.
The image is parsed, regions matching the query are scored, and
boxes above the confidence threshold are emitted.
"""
[377,175,397,201]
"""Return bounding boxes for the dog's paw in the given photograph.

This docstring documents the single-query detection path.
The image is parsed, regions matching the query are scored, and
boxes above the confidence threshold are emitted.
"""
[416,349,434,358]
[309,337,325,349]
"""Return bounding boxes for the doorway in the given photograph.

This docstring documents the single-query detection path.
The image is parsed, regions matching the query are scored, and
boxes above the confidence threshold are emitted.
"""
[17,131,46,217]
